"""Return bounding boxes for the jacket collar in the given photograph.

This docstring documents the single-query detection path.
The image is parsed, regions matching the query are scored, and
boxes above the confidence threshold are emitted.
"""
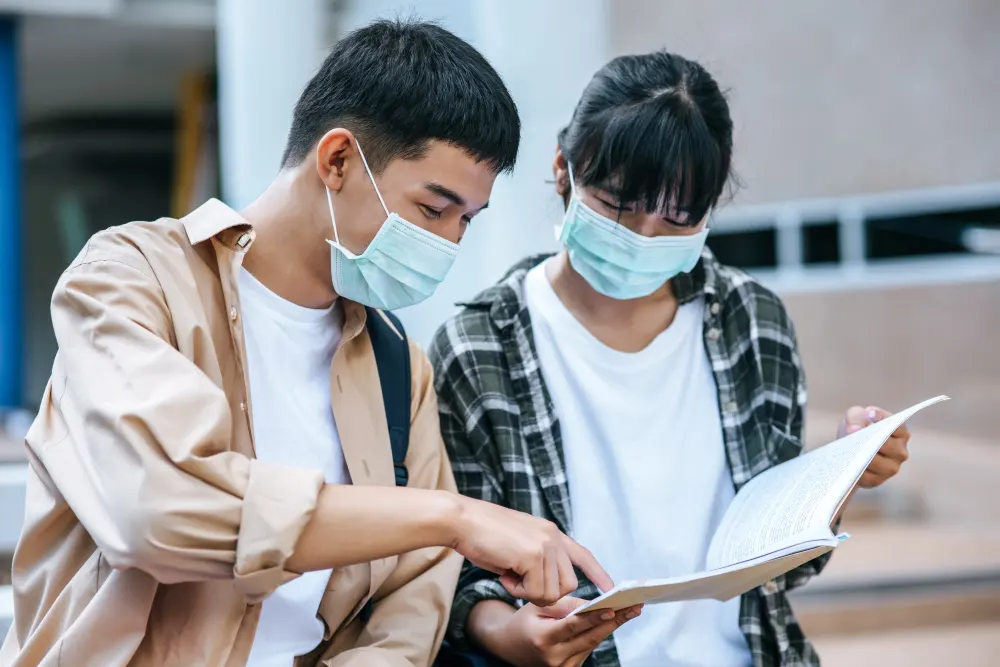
[181,198,256,249]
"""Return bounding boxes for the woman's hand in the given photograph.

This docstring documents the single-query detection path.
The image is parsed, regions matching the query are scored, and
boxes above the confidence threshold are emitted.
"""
[838,406,911,488]
[471,597,641,667]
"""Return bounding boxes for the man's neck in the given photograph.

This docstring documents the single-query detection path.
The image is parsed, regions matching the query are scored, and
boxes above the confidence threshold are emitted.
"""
[239,170,338,310]
[546,251,680,353]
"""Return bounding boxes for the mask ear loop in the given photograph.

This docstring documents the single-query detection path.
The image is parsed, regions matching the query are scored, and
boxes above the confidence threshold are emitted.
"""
[566,161,578,199]
[555,162,579,245]
[354,140,390,217]
[325,137,389,248]
[325,186,342,246]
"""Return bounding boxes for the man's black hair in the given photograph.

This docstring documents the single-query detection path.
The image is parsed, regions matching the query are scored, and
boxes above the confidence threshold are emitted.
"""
[282,19,520,174]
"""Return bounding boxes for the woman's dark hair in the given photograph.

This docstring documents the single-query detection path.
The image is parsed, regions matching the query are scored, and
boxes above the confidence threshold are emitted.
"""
[282,19,519,174]
[558,51,734,224]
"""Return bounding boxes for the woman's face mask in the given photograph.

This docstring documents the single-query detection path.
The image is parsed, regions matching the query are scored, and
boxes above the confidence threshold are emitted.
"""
[554,163,709,300]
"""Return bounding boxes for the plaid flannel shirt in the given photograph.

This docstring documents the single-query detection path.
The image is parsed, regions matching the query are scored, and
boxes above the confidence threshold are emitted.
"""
[429,249,831,667]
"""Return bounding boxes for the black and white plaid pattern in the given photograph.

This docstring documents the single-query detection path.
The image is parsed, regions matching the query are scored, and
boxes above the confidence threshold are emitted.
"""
[429,249,830,667]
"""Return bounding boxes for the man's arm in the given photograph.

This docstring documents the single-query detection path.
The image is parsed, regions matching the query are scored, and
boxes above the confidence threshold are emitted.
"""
[48,250,603,606]
[47,254,324,603]
[326,346,463,667]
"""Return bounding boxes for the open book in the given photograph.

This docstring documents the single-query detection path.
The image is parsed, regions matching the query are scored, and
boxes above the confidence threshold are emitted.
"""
[573,395,949,614]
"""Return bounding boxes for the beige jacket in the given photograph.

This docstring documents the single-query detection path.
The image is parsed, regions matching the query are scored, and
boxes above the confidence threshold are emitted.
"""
[0,200,462,667]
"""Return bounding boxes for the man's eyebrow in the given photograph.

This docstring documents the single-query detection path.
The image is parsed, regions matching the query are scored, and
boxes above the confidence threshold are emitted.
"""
[423,182,466,207]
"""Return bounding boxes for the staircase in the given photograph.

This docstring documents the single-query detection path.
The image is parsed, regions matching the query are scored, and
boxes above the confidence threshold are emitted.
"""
[789,412,1000,666]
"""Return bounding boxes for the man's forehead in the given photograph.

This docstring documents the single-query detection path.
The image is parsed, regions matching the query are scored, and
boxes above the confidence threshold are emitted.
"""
[396,145,495,208]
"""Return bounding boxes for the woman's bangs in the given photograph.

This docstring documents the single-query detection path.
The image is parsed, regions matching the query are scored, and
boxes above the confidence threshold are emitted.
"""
[571,100,727,224]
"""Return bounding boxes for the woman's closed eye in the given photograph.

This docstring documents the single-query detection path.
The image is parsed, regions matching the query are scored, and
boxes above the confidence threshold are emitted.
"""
[596,196,633,214]
[662,214,699,229]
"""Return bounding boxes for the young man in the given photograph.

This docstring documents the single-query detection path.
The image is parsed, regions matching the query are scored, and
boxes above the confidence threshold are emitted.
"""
[0,20,608,667]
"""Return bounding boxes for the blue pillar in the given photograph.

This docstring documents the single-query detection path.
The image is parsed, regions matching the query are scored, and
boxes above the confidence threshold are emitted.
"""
[0,16,21,408]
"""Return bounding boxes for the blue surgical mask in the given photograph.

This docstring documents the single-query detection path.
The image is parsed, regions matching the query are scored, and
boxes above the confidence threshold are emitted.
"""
[554,163,709,300]
[326,141,459,311]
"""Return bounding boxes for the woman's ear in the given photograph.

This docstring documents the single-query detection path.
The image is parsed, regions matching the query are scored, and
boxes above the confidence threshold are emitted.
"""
[315,128,357,192]
[552,147,571,199]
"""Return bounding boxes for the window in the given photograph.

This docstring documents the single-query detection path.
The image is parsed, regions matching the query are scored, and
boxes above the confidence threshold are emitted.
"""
[707,185,1000,281]
[22,115,175,406]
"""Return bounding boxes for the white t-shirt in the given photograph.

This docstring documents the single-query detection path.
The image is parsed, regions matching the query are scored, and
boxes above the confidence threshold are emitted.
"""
[238,268,351,667]
[524,261,750,667]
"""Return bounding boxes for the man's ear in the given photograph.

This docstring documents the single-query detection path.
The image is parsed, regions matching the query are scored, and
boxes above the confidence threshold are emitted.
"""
[315,128,358,192]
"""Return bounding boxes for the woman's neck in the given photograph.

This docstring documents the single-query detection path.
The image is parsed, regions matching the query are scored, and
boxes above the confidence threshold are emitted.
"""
[545,251,680,353]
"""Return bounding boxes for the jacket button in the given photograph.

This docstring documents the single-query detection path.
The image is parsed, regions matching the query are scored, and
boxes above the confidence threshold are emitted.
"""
[707,327,720,341]
[239,401,247,412]
[763,580,779,594]
[710,302,721,315]
[229,307,239,322]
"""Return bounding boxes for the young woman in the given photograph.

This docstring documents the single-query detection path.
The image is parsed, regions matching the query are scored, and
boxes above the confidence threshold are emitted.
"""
[430,51,911,667]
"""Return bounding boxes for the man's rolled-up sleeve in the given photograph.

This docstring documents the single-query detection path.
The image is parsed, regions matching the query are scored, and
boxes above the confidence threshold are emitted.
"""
[42,252,323,602]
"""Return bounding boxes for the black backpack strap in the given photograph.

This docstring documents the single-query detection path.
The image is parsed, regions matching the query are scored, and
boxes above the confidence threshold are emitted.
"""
[359,307,411,626]
[434,642,495,667]
[364,307,411,487]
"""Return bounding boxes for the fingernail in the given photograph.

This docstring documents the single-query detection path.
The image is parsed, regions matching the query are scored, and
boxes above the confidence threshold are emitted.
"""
[601,611,614,621]
[867,410,877,422]
[627,611,639,620]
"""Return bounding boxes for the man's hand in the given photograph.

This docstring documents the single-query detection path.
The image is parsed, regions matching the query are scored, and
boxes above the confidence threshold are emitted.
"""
[838,406,911,488]
[287,486,610,604]
[452,497,614,606]
[472,597,641,667]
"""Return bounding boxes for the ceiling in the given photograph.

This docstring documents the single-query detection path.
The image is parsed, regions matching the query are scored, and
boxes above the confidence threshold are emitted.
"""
[17,3,216,122]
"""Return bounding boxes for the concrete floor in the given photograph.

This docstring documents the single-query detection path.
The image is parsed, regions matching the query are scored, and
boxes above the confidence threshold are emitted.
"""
[795,409,1000,665]
[813,622,1000,667]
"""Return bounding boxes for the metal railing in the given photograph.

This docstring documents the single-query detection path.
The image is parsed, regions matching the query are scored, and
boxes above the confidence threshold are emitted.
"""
[709,180,1000,291]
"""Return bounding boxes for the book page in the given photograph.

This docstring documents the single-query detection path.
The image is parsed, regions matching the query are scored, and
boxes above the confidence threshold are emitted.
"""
[706,395,948,570]
[570,396,948,616]
[573,540,838,614]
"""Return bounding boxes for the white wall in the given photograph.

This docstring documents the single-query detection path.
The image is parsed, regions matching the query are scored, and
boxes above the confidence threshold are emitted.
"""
[216,0,329,210]
[610,0,1000,204]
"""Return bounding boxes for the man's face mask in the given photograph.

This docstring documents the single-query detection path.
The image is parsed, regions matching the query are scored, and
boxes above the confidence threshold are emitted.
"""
[326,141,460,311]
[555,163,709,300]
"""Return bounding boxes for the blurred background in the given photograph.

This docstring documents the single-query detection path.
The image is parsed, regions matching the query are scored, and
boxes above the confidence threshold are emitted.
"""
[0,1,998,663]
